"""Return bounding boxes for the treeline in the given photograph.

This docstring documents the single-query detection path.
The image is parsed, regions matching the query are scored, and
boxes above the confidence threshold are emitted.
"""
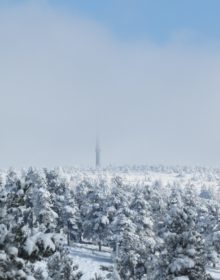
[0,167,220,279]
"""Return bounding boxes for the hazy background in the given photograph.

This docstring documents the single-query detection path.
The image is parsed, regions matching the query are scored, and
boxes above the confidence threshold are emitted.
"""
[0,1,220,168]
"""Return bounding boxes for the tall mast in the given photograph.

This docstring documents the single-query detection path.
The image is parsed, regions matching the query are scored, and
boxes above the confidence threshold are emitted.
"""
[96,132,101,169]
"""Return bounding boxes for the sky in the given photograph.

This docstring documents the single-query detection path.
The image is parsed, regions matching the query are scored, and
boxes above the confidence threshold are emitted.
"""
[0,1,220,168]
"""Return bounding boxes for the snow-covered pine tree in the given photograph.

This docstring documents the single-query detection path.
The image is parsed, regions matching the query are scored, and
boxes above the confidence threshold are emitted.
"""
[0,169,34,279]
[47,248,82,280]
[44,168,68,233]
[129,190,156,278]
[203,200,220,267]
[82,183,110,251]
[64,186,81,245]
[0,168,83,279]
[157,190,213,280]
[25,168,58,233]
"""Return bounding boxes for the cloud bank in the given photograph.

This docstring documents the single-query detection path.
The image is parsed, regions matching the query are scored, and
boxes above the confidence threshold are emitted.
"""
[0,2,220,168]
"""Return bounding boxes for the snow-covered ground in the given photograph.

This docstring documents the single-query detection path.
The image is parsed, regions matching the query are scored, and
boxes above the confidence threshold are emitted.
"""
[207,267,220,280]
[68,243,114,280]
[68,243,220,280]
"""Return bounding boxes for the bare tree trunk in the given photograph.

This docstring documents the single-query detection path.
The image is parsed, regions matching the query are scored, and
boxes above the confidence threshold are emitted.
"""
[67,232,70,246]
[98,241,102,252]
[78,232,82,243]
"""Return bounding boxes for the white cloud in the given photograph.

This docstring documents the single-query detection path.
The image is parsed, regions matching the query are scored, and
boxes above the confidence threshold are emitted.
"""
[0,2,220,167]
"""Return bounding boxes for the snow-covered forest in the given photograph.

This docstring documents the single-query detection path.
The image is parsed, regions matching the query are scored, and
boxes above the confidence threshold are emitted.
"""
[1,165,220,279]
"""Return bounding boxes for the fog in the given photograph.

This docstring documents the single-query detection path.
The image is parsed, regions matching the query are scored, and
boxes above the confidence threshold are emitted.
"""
[0,2,220,168]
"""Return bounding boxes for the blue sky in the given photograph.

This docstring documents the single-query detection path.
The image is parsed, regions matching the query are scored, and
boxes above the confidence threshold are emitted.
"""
[3,0,220,43]
[1,1,220,167]
[49,0,220,43]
